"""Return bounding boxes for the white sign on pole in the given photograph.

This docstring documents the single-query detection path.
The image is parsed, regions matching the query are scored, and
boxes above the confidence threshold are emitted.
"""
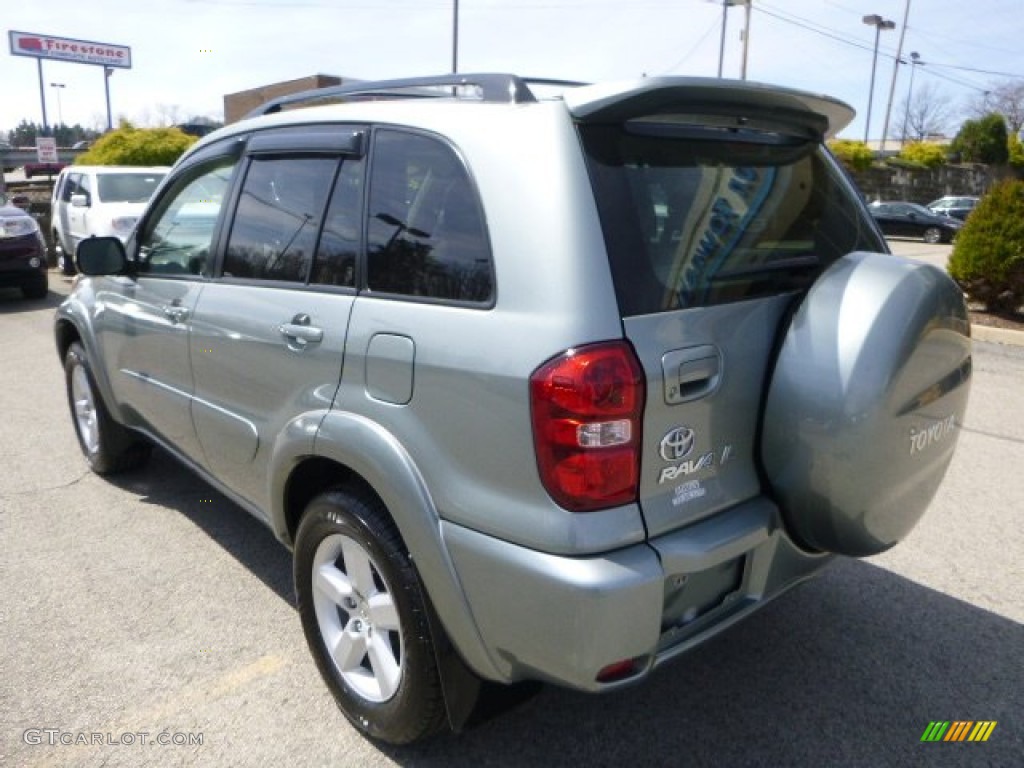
[36,137,58,164]
[8,30,132,69]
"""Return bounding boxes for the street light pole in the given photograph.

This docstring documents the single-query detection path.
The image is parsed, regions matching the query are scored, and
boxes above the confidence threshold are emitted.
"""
[862,14,895,144]
[50,83,66,127]
[900,52,921,143]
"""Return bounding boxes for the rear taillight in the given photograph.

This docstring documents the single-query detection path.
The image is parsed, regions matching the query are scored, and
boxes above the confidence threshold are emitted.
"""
[530,341,645,512]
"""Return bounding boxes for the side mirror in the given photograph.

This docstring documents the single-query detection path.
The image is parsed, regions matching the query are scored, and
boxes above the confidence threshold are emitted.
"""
[70,193,90,208]
[76,236,129,276]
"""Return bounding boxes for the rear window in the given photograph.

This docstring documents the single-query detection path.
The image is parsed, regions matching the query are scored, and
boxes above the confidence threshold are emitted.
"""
[580,123,884,316]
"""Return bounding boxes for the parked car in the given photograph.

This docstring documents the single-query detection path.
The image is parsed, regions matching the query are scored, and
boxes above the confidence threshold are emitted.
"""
[51,165,168,274]
[55,74,972,745]
[24,161,68,179]
[0,191,48,299]
[2,140,17,173]
[867,201,963,243]
[926,195,979,221]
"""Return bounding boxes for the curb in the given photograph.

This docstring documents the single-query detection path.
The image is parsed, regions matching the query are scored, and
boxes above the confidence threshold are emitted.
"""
[971,324,1024,347]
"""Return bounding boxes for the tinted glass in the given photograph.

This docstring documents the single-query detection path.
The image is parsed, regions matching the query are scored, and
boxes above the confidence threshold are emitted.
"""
[581,124,885,316]
[96,172,165,203]
[312,156,364,287]
[61,174,81,202]
[137,157,237,276]
[224,157,337,283]
[367,130,492,303]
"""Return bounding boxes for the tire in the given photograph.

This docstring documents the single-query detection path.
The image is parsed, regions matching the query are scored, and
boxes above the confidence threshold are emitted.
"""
[21,275,48,300]
[294,489,446,745]
[55,233,77,276]
[64,342,151,474]
[922,227,942,244]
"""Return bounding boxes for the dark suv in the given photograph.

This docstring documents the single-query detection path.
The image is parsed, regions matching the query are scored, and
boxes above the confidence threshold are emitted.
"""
[0,192,48,299]
[56,74,972,745]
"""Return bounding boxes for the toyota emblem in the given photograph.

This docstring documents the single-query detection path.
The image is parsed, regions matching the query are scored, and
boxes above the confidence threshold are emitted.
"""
[660,426,695,462]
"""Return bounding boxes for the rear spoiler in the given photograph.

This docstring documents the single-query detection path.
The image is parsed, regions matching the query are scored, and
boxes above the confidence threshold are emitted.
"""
[564,78,855,139]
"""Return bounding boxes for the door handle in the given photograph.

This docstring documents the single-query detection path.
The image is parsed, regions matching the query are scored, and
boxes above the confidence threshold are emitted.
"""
[662,345,721,404]
[163,304,189,323]
[279,313,323,349]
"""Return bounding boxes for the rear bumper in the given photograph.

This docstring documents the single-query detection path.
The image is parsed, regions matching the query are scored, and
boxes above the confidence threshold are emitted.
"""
[443,497,830,691]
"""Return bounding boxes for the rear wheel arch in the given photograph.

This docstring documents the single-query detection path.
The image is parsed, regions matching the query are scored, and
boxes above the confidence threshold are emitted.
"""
[293,487,447,743]
[279,417,505,684]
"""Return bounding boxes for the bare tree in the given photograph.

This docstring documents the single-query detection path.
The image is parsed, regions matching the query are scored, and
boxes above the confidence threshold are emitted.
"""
[894,82,954,141]
[153,103,184,128]
[968,80,1024,136]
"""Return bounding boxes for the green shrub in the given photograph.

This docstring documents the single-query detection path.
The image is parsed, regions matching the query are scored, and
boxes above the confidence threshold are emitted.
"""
[76,121,198,166]
[827,139,874,172]
[1010,134,1024,169]
[952,114,1009,165]
[898,141,946,168]
[948,179,1024,313]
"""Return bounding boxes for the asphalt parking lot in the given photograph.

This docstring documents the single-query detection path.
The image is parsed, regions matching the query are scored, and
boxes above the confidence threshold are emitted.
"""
[1,252,1021,767]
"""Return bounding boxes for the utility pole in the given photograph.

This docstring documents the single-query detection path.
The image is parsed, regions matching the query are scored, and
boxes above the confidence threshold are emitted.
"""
[862,14,895,144]
[452,0,459,74]
[740,1,752,80]
[880,0,912,150]
[717,0,747,78]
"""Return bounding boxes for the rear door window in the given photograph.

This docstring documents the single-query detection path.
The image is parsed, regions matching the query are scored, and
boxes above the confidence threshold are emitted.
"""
[223,156,338,283]
[580,124,885,316]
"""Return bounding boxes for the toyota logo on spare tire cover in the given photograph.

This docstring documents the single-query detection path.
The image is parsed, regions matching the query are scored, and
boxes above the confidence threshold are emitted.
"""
[660,426,695,462]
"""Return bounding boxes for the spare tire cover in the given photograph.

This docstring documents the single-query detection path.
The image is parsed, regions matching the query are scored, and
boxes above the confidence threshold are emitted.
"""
[762,251,971,556]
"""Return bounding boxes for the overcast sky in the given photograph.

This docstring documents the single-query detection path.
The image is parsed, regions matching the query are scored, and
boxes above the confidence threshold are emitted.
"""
[3,0,1022,141]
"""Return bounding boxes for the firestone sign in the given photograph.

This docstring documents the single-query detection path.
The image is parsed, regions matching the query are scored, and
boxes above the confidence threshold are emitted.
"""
[8,30,132,69]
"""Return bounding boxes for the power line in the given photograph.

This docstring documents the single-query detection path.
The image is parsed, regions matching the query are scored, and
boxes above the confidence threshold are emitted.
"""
[658,15,721,75]
[754,3,897,59]
[755,3,1022,88]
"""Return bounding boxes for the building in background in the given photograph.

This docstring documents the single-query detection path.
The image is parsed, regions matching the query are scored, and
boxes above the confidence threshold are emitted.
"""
[223,74,343,124]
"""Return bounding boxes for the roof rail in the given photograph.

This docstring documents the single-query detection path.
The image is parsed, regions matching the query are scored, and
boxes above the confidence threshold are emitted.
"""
[246,74,588,118]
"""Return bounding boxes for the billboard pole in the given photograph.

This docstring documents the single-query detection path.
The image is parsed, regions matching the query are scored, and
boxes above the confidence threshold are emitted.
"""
[104,67,113,130]
[37,58,49,134]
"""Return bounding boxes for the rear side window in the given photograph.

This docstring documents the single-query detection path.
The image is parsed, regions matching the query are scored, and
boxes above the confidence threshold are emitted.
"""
[366,130,492,303]
[581,123,885,316]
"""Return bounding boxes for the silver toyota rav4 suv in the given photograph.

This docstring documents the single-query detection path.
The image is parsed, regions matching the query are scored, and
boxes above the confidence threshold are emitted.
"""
[56,74,972,745]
